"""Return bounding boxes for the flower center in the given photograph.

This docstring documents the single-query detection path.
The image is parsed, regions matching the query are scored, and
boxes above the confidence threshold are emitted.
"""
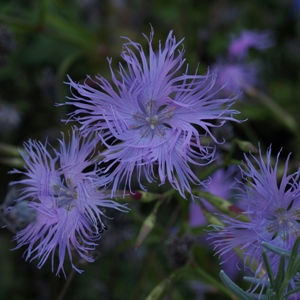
[52,177,77,210]
[131,99,174,138]
[145,115,158,130]
[265,204,300,241]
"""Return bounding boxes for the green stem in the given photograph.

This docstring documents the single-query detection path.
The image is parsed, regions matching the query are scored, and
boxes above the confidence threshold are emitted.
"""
[196,190,249,222]
[191,260,237,299]
[56,268,76,300]
[246,87,297,135]
[37,0,49,27]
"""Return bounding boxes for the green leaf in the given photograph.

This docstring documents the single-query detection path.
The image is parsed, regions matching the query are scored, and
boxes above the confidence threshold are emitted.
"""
[262,242,292,257]
[273,254,285,293]
[219,270,254,300]
[262,250,275,288]
[144,272,177,300]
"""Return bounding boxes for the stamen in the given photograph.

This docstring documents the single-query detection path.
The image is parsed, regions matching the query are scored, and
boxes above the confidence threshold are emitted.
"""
[132,99,174,138]
[52,177,77,210]
[266,206,300,241]
[146,115,159,130]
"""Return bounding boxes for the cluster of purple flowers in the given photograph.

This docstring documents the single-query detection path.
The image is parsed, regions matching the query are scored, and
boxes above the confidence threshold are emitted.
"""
[9,29,241,274]
[9,28,299,297]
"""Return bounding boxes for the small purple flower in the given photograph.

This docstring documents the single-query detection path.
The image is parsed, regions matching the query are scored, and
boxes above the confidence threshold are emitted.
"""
[9,128,128,276]
[210,146,300,280]
[290,0,300,18]
[212,60,257,97]
[189,166,242,280]
[189,166,239,228]
[0,102,21,133]
[228,30,274,59]
[64,29,240,198]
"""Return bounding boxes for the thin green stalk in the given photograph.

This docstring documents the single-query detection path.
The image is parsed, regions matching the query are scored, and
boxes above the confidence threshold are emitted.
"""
[191,260,237,299]
[37,0,50,27]
[246,87,297,135]
[56,268,76,300]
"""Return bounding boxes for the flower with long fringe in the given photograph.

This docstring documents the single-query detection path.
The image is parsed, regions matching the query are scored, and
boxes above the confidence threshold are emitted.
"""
[9,128,128,276]
[64,29,240,199]
[210,146,300,296]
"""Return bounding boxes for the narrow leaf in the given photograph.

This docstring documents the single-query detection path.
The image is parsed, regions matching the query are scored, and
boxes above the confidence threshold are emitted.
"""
[220,270,254,300]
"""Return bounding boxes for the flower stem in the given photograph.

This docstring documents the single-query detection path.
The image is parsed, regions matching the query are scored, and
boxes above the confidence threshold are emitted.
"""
[190,260,238,299]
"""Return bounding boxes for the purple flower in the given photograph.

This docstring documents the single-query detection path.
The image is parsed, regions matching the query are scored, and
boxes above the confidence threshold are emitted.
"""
[189,166,242,280]
[228,30,273,59]
[9,128,128,276]
[64,29,240,198]
[290,0,300,18]
[189,166,240,228]
[210,146,300,280]
[0,102,21,133]
[212,60,257,97]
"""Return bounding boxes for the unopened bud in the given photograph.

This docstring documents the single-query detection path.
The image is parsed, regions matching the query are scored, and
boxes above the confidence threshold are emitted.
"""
[128,191,160,203]
[4,201,37,233]
[135,211,156,249]
[135,200,163,249]
[144,273,177,300]
[236,140,258,153]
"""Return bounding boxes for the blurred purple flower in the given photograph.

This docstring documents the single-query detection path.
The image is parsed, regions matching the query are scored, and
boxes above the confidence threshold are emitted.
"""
[212,60,257,97]
[0,102,21,133]
[189,166,239,227]
[290,0,300,18]
[189,166,242,280]
[228,30,274,59]
[64,29,240,199]
[9,128,128,276]
[210,146,300,280]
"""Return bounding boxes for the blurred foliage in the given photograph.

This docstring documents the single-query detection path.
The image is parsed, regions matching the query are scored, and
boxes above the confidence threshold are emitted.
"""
[0,0,300,299]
